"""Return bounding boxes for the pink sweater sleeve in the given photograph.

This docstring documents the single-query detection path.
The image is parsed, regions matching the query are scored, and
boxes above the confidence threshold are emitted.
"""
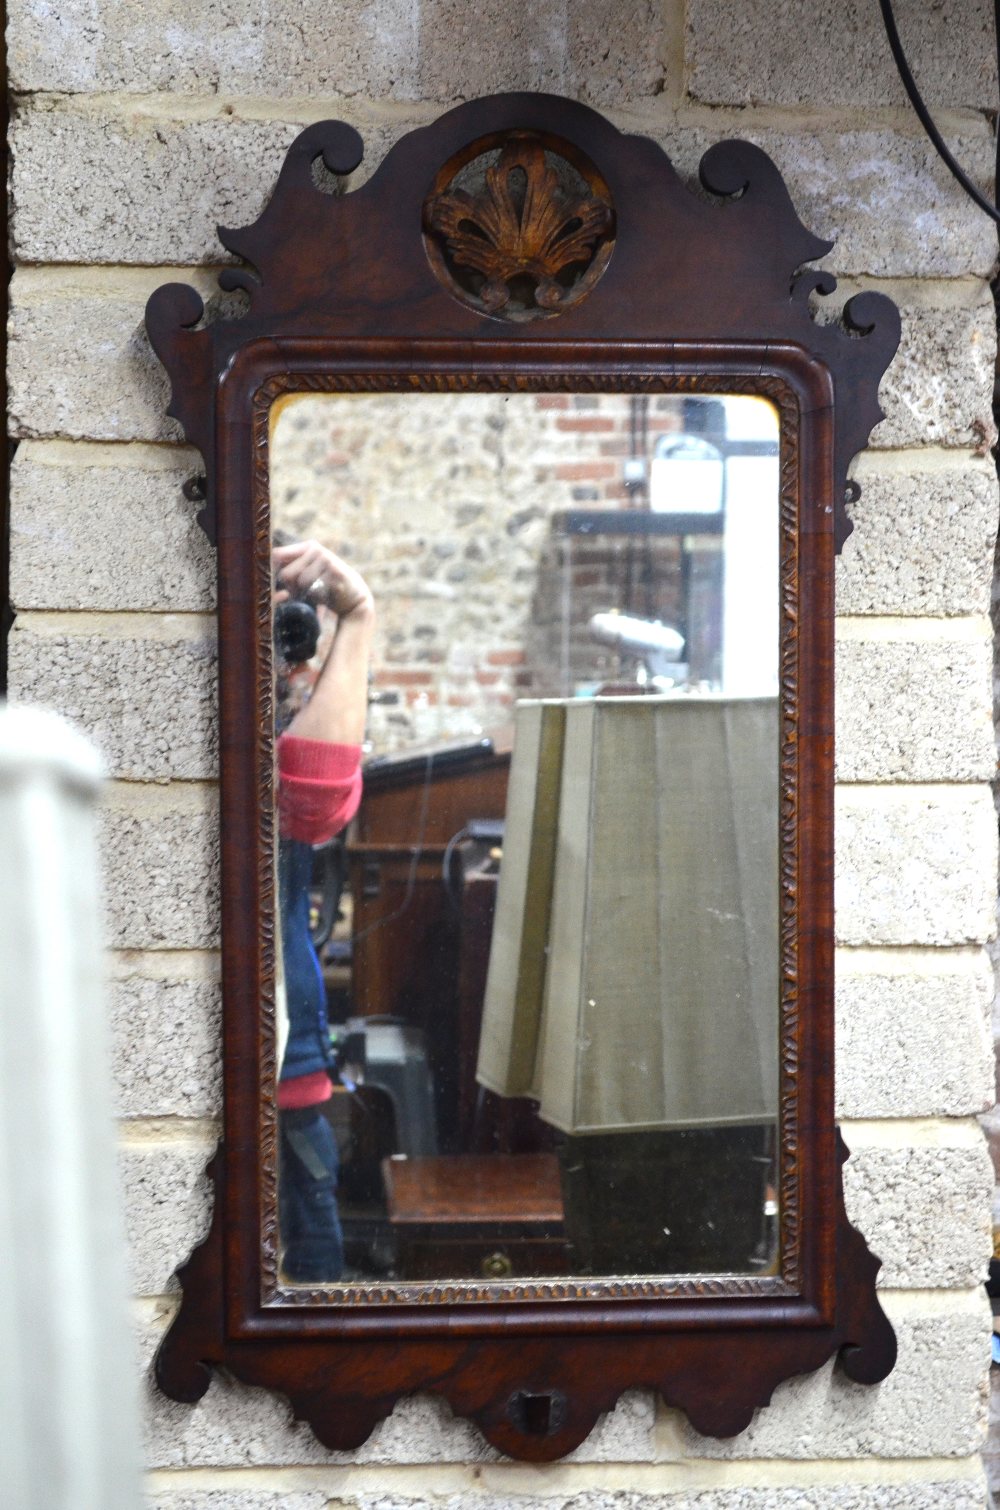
[277,734,363,845]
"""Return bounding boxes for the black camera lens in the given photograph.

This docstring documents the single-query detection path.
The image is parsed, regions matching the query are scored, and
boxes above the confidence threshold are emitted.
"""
[274,599,321,664]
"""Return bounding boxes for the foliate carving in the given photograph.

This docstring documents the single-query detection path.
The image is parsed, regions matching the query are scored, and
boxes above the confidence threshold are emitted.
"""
[423,132,614,319]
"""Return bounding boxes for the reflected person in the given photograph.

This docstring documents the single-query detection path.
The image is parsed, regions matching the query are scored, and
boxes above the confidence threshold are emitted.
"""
[273,539,375,1282]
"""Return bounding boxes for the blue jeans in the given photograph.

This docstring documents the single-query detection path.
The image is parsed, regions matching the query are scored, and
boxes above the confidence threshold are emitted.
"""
[278,1106,345,1282]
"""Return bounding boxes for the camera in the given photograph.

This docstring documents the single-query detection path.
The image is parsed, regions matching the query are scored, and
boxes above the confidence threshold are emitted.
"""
[274,598,321,665]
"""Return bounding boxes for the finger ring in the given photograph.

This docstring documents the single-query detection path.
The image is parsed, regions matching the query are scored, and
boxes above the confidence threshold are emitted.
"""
[308,578,325,599]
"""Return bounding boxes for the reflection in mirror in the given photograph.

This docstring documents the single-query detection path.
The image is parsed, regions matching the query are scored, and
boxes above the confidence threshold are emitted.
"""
[269,390,781,1288]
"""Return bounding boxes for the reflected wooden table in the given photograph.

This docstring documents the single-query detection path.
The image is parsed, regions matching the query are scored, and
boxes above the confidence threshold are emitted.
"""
[382,1152,569,1281]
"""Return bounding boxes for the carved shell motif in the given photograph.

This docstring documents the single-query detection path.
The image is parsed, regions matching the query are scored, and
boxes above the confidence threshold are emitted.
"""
[424,133,615,318]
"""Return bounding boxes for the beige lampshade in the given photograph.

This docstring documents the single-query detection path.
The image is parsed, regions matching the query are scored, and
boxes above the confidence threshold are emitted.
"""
[477,695,780,1133]
[475,698,566,1102]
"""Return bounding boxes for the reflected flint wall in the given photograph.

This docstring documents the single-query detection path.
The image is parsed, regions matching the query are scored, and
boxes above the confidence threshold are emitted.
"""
[271,391,782,752]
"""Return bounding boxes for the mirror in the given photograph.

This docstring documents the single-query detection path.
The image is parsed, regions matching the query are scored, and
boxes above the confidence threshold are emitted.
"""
[269,388,781,1286]
[147,94,901,1458]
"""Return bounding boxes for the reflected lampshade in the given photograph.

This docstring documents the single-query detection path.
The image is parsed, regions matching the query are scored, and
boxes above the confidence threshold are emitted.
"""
[477,695,780,1134]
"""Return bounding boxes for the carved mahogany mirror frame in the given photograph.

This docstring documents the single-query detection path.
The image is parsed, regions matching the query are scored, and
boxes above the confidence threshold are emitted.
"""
[147,92,900,1461]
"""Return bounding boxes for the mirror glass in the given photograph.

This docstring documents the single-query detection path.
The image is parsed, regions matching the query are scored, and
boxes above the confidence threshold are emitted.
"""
[269,389,781,1288]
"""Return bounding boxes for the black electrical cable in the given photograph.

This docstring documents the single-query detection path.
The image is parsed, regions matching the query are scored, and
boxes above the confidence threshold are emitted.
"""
[878,0,1000,226]
[441,825,470,914]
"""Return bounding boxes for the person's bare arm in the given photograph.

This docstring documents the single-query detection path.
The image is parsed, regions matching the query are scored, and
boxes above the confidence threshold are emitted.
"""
[273,541,375,745]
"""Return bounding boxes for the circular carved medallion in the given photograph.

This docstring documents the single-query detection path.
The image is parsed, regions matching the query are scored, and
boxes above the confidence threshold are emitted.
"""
[423,130,616,321]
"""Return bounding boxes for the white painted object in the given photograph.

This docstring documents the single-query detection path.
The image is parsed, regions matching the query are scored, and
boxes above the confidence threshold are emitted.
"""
[721,397,781,698]
[649,436,724,514]
[588,612,685,677]
[0,705,141,1510]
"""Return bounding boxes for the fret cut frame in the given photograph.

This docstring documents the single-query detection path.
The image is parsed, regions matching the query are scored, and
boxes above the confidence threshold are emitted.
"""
[147,92,899,1461]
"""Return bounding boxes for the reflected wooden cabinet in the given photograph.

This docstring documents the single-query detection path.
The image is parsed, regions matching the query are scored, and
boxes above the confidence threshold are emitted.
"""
[348,738,511,1151]
[383,1153,569,1281]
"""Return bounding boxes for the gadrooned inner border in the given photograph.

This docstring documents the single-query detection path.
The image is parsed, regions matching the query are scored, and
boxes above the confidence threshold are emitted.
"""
[252,367,802,1309]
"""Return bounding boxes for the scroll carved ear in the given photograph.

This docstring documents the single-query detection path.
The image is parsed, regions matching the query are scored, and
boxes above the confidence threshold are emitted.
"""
[143,283,216,541]
[787,276,901,552]
[283,120,365,182]
[831,291,902,551]
[841,289,902,344]
[221,121,364,244]
[143,282,212,443]
[839,1321,899,1386]
[144,282,207,383]
[792,269,838,305]
[699,140,833,269]
[217,121,365,295]
[832,1130,898,1385]
[153,1149,225,1404]
[145,281,204,332]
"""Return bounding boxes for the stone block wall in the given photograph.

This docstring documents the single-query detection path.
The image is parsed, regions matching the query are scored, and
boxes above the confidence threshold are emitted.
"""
[6,0,998,1505]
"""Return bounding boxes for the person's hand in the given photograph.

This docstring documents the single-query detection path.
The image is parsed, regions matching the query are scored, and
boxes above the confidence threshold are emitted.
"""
[272,541,373,618]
